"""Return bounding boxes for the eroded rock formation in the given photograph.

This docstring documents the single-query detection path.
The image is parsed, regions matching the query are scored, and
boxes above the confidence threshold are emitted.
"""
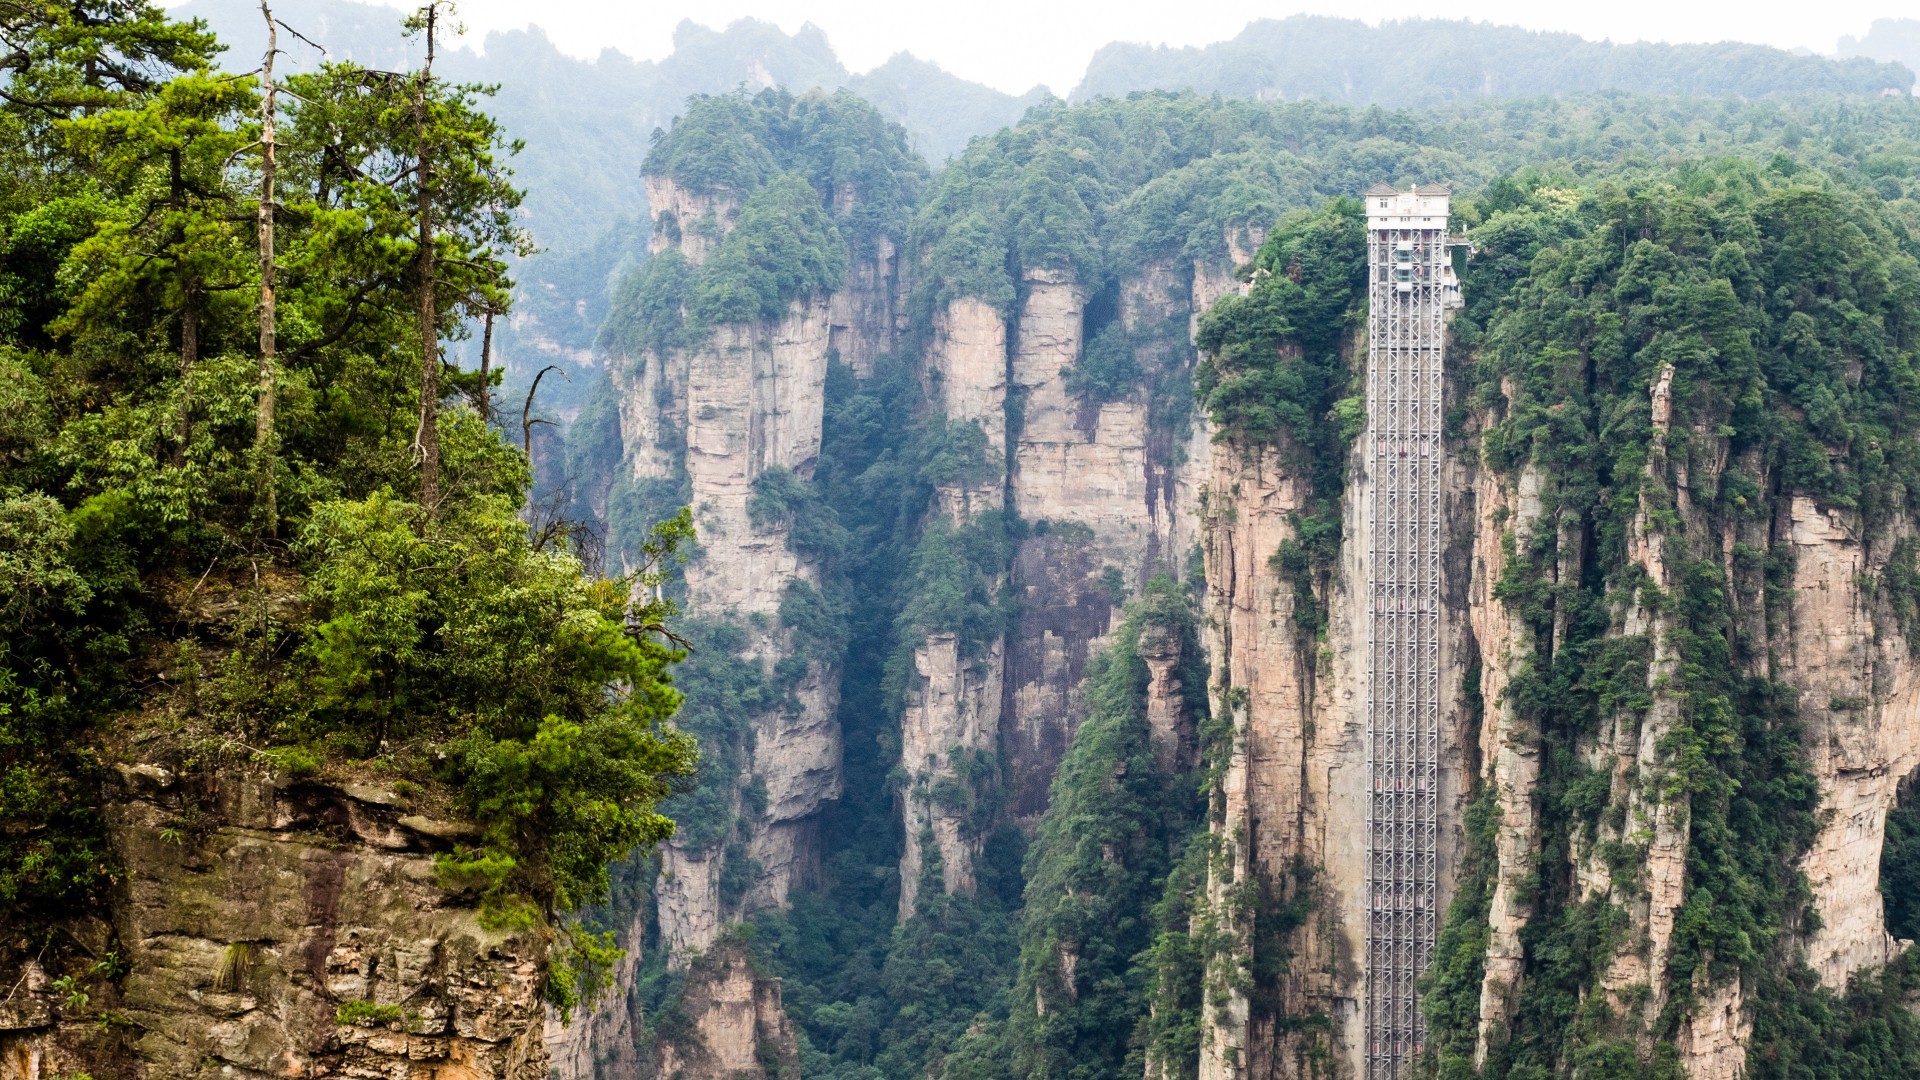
[1,763,548,1080]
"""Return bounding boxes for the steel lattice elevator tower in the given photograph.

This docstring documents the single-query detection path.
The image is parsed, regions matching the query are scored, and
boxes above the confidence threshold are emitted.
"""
[1361,183,1457,1080]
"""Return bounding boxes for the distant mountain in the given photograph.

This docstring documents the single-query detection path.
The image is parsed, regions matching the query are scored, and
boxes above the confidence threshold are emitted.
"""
[850,53,1052,163]
[170,0,1919,414]
[174,0,1035,418]
[1840,19,1920,86]
[1071,15,1915,104]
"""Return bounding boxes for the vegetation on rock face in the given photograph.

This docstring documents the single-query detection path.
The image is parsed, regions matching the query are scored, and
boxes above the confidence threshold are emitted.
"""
[1194,199,1366,448]
[596,87,926,364]
[573,81,1920,1080]
[0,0,695,1021]
[1194,198,1368,639]
[1423,165,1920,1077]
[1007,578,1212,1080]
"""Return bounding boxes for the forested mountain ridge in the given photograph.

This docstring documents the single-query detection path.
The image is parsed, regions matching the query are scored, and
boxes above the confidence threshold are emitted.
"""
[168,0,1920,456]
[1073,16,1916,105]
[1841,18,1920,79]
[557,81,1920,1080]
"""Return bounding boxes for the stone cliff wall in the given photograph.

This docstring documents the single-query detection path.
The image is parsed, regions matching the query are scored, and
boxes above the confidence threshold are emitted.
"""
[898,295,1010,918]
[652,942,799,1080]
[1,762,548,1080]
[1456,363,1920,1078]
[618,177,846,961]
[900,253,1225,913]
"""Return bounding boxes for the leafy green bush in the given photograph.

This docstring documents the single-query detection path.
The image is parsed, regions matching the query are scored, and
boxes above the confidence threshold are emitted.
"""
[296,493,698,914]
[335,1000,407,1026]
[892,514,1017,661]
[690,173,848,326]
[1063,324,1142,407]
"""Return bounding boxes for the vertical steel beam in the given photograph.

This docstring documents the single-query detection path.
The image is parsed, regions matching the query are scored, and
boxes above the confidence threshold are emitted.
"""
[1363,190,1446,1080]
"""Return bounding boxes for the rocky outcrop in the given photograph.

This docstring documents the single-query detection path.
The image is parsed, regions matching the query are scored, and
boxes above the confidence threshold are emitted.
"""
[898,632,1005,916]
[828,237,903,379]
[644,175,736,263]
[0,762,548,1080]
[1784,495,1920,989]
[1469,454,1542,1061]
[1194,436,1373,1080]
[1458,359,1920,1075]
[617,176,845,962]
[924,295,1009,519]
[898,294,1010,918]
[652,942,799,1080]
[1005,267,1129,822]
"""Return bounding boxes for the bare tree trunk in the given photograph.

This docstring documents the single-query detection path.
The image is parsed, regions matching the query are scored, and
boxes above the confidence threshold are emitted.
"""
[174,145,196,467]
[412,2,442,512]
[254,0,280,532]
[177,273,199,466]
[476,307,494,422]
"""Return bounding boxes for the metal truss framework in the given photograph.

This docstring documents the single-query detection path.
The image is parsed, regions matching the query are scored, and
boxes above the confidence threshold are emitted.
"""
[1363,214,1447,1080]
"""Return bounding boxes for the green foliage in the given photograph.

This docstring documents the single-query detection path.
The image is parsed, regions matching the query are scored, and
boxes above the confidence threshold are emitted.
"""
[598,249,694,359]
[689,173,847,326]
[602,87,929,351]
[1194,198,1367,447]
[297,493,696,913]
[751,465,850,561]
[645,88,926,246]
[1420,774,1498,1072]
[1745,950,1920,1080]
[1879,783,1920,943]
[915,419,998,491]
[1194,198,1367,639]
[1008,578,1211,1080]
[1130,838,1214,1080]
[546,922,626,1023]
[335,999,407,1026]
[893,514,1017,661]
[1063,324,1142,407]
[658,619,778,854]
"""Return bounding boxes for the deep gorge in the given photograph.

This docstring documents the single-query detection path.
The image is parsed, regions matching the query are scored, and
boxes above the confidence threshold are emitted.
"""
[7,5,1920,1079]
[550,91,1920,1080]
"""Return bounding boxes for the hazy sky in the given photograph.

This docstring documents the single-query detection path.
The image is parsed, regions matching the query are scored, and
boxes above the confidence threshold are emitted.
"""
[278,1,1907,96]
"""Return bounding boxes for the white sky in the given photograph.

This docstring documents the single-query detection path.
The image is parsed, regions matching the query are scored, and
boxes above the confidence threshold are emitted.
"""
[279,1,1911,97]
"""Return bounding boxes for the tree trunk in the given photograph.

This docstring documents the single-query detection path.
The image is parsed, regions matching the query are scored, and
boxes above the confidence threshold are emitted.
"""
[413,3,441,512]
[254,0,280,532]
[174,146,196,467]
[176,273,199,466]
[477,307,494,422]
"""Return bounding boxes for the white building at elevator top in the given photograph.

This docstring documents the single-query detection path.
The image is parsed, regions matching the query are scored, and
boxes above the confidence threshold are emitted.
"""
[1364,182,1451,228]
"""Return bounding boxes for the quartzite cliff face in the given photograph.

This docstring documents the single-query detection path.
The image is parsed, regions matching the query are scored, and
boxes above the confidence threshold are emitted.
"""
[611,174,853,962]
[2,755,549,1080]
